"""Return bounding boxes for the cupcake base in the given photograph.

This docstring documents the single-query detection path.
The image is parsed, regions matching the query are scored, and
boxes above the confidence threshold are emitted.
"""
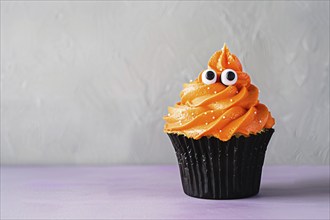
[168,129,274,199]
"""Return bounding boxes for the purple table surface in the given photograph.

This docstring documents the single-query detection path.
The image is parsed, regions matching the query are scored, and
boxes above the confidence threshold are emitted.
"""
[1,166,329,220]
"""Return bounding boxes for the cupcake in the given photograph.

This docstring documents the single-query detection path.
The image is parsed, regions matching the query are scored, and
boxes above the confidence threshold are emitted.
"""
[163,44,275,199]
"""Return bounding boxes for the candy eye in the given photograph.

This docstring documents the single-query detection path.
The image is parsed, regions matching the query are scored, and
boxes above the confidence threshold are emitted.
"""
[202,69,217,85]
[220,69,238,86]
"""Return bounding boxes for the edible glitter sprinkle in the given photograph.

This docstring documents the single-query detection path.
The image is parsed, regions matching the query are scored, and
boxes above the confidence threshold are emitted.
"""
[223,116,226,119]
[212,116,215,119]
[254,111,257,114]
[207,87,210,90]
[189,79,193,82]
[214,91,217,94]
[168,113,170,116]
[211,110,214,113]
[219,130,222,132]
[259,120,262,123]
[204,112,207,115]
[230,99,233,102]
[205,122,208,125]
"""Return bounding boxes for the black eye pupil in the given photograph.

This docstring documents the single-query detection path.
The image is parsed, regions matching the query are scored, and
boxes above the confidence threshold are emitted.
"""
[227,71,235,81]
[206,71,215,80]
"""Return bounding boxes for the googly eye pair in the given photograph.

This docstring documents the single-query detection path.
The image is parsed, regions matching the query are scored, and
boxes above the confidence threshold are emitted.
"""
[201,69,238,86]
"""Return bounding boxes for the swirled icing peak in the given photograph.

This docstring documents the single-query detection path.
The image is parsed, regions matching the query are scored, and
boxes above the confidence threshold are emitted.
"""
[163,44,275,141]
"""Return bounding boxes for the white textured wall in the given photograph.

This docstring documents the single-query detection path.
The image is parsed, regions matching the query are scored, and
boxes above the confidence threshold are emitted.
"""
[1,1,329,165]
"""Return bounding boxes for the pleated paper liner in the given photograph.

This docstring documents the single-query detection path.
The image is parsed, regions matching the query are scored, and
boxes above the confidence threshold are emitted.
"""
[168,128,274,199]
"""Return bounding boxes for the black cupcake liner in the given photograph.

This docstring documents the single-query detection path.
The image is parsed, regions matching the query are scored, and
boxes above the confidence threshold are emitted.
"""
[168,129,274,199]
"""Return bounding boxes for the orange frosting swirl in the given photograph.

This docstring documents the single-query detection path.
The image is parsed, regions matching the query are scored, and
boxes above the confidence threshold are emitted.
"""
[163,44,275,141]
